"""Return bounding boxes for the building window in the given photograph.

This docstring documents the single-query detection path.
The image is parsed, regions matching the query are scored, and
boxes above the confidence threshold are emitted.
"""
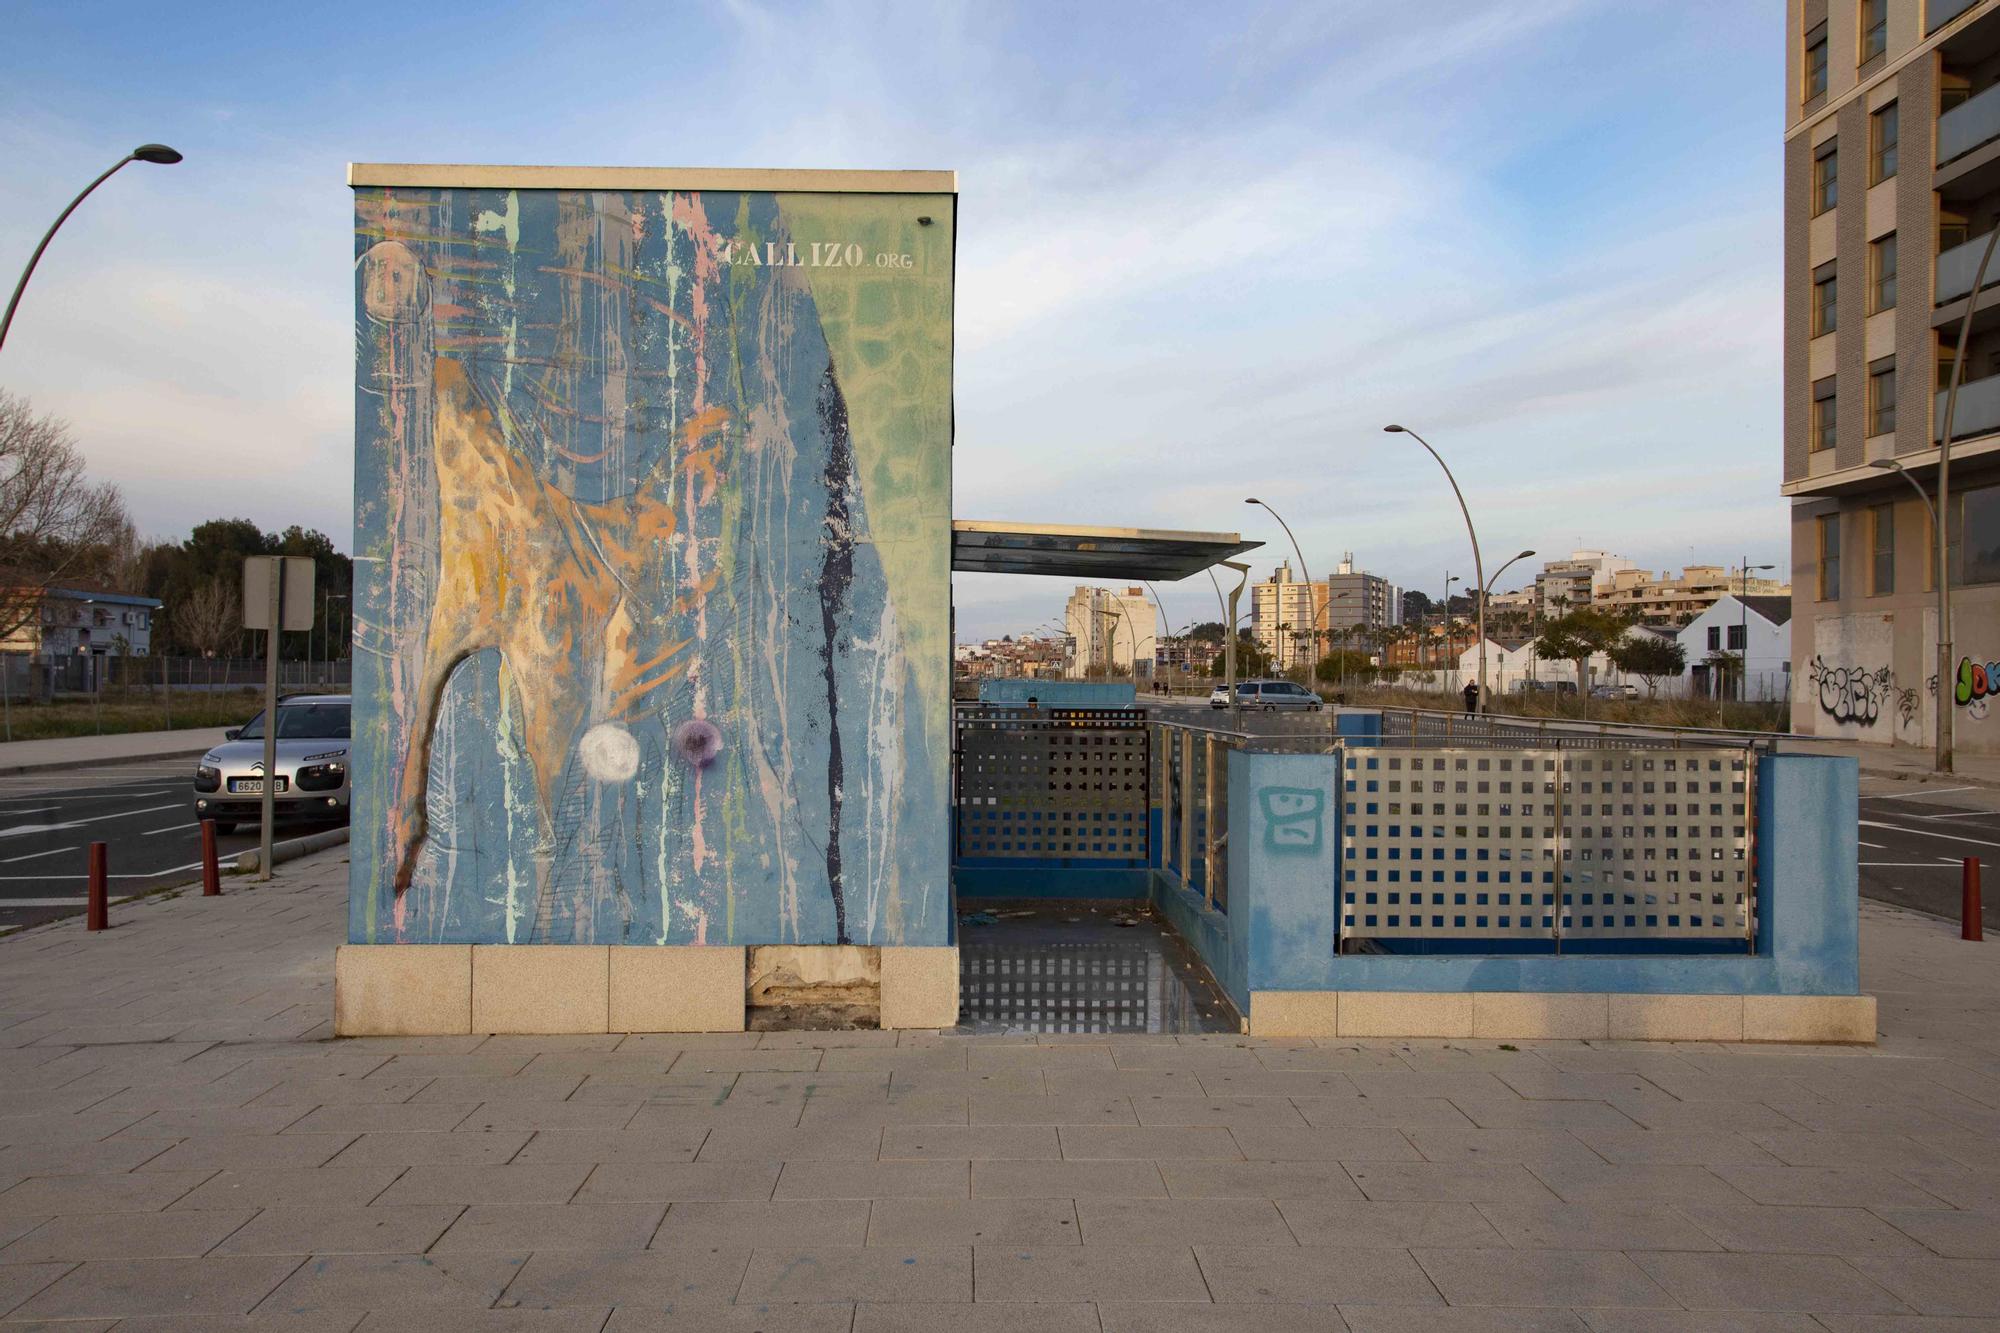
[1861,0,1888,62]
[1813,142,1838,216]
[1869,356,1897,435]
[1818,513,1842,600]
[1871,101,1899,182]
[1707,626,1721,651]
[1726,624,1747,651]
[1871,502,1895,595]
[1813,375,1838,451]
[1965,484,2000,585]
[1813,266,1838,336]
[1870,233,1896,311]
[1806,22,1829,100]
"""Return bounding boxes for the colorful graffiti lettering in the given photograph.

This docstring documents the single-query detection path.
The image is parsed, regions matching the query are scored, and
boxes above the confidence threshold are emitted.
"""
[1807,656,1895,727]
[1958,655,1998,719]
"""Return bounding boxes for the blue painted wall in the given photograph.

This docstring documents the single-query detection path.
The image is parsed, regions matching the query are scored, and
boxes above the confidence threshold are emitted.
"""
[1199,749,1864,998]
[977,680,1137,707]
[350,183,953,949]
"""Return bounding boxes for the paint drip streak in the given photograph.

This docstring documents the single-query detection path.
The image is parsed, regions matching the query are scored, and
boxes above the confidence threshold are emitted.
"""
[817,365,854,945]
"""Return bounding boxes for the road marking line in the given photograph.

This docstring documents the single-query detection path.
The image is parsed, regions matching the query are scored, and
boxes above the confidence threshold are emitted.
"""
[0,862,202,881]
[1858,819,2000,850]
[1913,811,2000,821]
[0,897,89,907]
[1858,840,1885,848]
[0,845,78,864]
[1861,861,1960,867]
[1862,786,1977,798]
[141,823,197,837]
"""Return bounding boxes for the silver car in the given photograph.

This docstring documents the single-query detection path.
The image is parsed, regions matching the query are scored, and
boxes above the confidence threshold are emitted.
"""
[1208,679,1324,711]
[193,694,352,833]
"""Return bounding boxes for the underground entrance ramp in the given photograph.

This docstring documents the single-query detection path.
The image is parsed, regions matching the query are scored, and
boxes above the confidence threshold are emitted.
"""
[956,899,1238,1033]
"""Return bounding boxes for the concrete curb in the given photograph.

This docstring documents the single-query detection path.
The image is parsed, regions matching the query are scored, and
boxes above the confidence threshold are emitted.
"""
[235,826,350,875]
[0,743,214,778]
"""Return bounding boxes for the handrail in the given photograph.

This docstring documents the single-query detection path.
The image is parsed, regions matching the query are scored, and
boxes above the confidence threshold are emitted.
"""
[1373,703,1778,750]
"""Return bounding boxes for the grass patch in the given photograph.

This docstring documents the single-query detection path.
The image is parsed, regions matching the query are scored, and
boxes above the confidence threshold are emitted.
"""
[0,690,263,743]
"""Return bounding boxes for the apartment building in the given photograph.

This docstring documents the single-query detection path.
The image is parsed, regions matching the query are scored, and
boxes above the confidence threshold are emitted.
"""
[1786,0,2000,756]
[1323,553,1402,638]
[1533,550,1638,615]
[1251,561,1331,670]
[1063,585,1155,678]
[1594,565,1793,625]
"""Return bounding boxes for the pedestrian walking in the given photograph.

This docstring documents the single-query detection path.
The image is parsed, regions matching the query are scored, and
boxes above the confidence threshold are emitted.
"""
[1461,681,1479,715]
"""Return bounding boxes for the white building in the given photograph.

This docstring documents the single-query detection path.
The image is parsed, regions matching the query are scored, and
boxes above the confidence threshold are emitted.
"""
[1533,549,1638,615]
[2,588,162,658]
[1251,561,1329,670]
[1677,595,1793,703]
[1063,585,1155,678]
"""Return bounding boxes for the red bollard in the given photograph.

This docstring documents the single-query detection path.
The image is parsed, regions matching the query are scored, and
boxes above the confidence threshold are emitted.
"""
[1965,857,1985,943]
[85,841,108,932]
[200,820,220,897]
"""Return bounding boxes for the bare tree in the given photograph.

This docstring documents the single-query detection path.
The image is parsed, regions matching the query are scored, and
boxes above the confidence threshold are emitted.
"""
[0,392,131,645]
[172,577,240,658]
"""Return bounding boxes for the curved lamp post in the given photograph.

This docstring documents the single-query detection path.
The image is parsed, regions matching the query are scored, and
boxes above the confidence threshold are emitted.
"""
[1873,457,1948,768]
[1480,549,1536,698]
[1245,498,1319,706]
[1,145,184,354]
[1932,222,1998,772]
[1386,425,1488,711]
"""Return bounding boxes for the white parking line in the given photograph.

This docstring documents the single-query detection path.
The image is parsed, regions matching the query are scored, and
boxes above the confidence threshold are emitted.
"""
[0,845,77,864]
[0,861,202,881]
[1863,786,1978,798]
[1861,861,1960,867]
[141,823,196,837]
[1858,820,2000,850]
[1858,840,1885,848]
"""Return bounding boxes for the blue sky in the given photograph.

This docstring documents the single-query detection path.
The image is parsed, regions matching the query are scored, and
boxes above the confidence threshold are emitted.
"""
[0,0,1782,640]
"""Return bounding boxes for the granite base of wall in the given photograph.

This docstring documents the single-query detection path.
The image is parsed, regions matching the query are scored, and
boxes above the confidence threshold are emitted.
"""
[334,944,960,1035]
[1248,991,1877,1044]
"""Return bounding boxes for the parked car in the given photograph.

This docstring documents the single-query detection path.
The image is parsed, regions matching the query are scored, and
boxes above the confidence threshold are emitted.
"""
[193,693,352,833]
[1517,680,1577,695]
[1208,679,1323,711]
[1589,683,1640,700]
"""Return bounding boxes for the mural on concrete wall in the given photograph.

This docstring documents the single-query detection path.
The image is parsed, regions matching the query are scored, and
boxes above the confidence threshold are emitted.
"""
[351,184,952,948]
[1959,654,1996,722]
[1804,613,1932,744]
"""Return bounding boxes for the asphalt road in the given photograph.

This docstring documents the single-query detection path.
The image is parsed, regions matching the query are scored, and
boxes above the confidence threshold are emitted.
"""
[1856,776,2000,928]
[0,758,344,933]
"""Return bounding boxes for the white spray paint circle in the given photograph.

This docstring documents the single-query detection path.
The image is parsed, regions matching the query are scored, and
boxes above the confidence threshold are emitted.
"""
[578,722,640,783]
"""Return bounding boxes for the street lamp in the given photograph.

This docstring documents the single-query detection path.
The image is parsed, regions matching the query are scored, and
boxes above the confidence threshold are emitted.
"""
[1,145,184,354]
[1245,498,1319,707]
[1385,425,1489,712]
[1480,550,1536,700]
[1873,457,1950,769]
[1731,560,1776,713]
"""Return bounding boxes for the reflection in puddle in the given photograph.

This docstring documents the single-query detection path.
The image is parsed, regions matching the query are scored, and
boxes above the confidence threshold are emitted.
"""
[956,899,1239,1034]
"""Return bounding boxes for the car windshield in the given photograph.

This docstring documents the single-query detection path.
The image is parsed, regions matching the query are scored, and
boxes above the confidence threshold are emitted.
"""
[236,703,351,741]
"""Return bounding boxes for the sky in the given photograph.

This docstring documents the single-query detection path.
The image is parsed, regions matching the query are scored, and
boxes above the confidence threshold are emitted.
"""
[0,0,1783,642]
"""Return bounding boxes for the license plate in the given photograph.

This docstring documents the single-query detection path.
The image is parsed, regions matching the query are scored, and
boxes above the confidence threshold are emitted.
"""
[229,778,287,794]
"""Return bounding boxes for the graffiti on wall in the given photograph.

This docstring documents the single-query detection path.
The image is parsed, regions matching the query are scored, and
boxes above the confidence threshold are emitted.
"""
[1807,656,1896,728]
[351,184,952,948]
[1958,655,1997,720]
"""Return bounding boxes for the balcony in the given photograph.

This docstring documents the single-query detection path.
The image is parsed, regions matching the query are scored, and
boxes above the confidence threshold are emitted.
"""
[1937,372,2000,439]
[1937,232,2000,303]
[1934,0,1979,32]
[1940,82,2000,164]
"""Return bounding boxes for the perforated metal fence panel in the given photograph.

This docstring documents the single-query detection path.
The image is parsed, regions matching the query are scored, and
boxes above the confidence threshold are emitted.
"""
[954,707,1150,863]
[960,942,1158,1032]
[1339,746,1754,949]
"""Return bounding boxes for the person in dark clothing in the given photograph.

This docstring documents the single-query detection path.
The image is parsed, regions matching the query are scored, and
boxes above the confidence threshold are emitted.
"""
[1462,681,1480,715]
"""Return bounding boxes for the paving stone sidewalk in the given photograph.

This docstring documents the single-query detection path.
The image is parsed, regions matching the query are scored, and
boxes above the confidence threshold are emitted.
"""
[1,848,1998,1330]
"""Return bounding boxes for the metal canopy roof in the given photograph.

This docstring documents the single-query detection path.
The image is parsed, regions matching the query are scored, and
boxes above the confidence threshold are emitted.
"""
[951,520,1262,580]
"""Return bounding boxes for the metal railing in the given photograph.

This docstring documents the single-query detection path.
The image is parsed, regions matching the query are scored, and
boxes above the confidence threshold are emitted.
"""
[1937,375,2000,441]
[1377,706,1779,753]
[1153,719,1250,912]
[1940,79,2000,164]
[1339,745,1755,952]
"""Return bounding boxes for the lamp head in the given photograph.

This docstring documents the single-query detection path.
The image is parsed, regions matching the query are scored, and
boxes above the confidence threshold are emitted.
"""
[133,144,183,165]
[1869,459,1903,472]
[1517,549,1536,559]
[1383,424,1405,433]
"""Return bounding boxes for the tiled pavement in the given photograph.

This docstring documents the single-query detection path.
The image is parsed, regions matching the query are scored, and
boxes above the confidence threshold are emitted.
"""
[1,853,1999,1329]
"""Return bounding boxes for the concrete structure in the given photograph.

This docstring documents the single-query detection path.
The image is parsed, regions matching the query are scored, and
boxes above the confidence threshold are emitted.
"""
[1063,585,1154,678]
[1681,593,1796,701]
[1322,551,1400,647]
[1250,560,1329,670]
[0,587,160,657]
[342,165,959,1032]
[1785,0,2000,757]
